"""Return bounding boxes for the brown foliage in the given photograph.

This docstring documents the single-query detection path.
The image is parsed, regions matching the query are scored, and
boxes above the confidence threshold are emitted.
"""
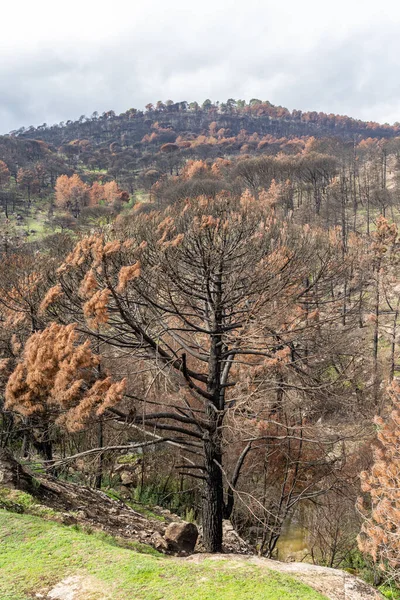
[89,181,129,206]
[5,323,125,431]
[0,160,10,186]
[358,382,400,580]
[55,174,89,216]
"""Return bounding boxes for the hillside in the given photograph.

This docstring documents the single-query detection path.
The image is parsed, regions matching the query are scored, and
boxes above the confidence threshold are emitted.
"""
[11,100,400,145]
[0,451,381,600]
[0,98,400,249]
[0,511,329,600]
[1,99,400,596]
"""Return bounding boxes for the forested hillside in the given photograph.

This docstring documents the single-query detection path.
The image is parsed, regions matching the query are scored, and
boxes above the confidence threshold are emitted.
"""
[1,99,400,596]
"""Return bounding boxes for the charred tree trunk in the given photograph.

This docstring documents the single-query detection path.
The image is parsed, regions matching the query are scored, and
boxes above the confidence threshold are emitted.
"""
[202,268,225,553]
[94,418,104,489]
[0,449,33,492]
[21,418,30,458]
[202,428,224,552]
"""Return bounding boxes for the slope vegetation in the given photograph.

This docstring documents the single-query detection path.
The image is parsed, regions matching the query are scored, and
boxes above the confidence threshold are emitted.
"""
[0,511,328,600]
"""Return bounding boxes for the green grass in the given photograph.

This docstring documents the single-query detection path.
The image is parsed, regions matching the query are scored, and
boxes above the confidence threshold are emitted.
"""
[0,511,328,600]
[3,206,51,242]
[0,487,57,518]
[22,215,50,240]
[380,587,400,600]
[134,188,150,203]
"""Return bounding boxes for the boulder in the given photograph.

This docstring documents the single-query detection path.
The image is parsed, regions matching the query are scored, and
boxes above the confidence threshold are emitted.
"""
[164,521,198,554]
[0,449,34,492]
[151,531,169,552]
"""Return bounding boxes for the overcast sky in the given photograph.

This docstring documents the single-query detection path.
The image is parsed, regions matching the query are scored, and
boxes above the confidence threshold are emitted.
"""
[1,0,399,133]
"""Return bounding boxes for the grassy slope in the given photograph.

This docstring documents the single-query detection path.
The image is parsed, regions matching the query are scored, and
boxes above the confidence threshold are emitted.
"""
[0,511,328,600]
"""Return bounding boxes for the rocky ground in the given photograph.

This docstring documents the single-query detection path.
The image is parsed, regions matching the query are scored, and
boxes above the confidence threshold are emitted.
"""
[186,555,382,600]
[0,448,250,555]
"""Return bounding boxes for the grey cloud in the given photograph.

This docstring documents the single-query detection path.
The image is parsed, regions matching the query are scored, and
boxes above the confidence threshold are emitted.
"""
[1,19,400,133]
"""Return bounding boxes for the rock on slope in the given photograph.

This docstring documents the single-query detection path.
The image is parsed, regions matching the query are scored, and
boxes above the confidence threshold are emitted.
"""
[0,448,176,550]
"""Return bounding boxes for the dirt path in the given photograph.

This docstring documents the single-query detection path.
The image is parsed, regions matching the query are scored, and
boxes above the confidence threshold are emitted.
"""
[36,575,110,600]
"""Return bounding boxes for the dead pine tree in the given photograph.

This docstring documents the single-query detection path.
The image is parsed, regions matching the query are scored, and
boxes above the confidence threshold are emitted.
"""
[39,192,359,552]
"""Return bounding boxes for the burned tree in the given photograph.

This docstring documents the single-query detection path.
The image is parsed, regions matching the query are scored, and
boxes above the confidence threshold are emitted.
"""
[35,192,362,551]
